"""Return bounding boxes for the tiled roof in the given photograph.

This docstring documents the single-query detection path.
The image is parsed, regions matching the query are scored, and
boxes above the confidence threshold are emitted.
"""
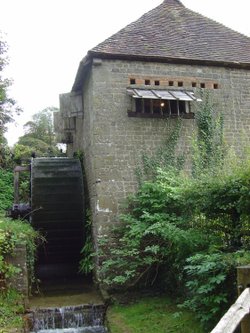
[72,0,250,91]
[90,0,250,65]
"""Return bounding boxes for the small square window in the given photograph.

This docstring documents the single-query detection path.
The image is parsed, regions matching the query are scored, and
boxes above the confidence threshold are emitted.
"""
[145,79,151,85]
[200,83,206,89]
[130,78,136,85]
[178,81,183,87]
[169,81,174,86]
[154,80,160,86]
[213,83,219,89]
[192,82,197,87]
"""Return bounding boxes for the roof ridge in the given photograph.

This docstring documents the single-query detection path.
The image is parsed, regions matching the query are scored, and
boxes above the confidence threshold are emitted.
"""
[163,0,184,7]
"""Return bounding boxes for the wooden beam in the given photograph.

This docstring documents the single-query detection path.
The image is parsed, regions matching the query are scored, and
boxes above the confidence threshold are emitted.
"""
[210,288,250,333]
[14,166,30,172]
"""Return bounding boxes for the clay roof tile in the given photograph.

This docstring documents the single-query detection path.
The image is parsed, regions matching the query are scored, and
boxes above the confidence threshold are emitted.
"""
[90,0,250,65]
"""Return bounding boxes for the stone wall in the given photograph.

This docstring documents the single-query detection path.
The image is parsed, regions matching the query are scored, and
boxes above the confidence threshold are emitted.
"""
[66,58,250,272]
[6,244,29,298]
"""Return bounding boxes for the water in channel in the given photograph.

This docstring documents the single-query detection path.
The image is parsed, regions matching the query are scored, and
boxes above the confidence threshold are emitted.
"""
[30,304,107,333]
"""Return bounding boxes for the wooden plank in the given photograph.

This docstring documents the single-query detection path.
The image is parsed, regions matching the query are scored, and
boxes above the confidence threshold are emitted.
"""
[14,166,30,172]
[210,288,250,333]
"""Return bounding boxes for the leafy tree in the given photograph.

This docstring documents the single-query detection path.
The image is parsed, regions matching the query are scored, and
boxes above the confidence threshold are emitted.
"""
[0,32,21,167]
[23,107,57,146]
[15,107,61,159]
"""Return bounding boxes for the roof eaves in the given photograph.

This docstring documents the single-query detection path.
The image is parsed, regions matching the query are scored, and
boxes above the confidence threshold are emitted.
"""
[72,50,250,92]
[89,50,250,70]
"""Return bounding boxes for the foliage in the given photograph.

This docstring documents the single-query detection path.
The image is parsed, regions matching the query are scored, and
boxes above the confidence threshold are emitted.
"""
[102,160,250,325]
[0,33,21,136]
[79,234,94,275]
[180,251,250,329]
[136,119,184,184]
[192,91,225,177]
[23,107,57,145]
[16,107,61,159]
[101,170,211,290]
[183,158,250,250]
[0,169,13,211]
[0,288,25,331]
[0,163,29,209]
[108,296,204,333]
[0,142,14,169]
[79,210,94,275]
[0,32,21,168]
[100,93,250,328]
[0,215,40,293]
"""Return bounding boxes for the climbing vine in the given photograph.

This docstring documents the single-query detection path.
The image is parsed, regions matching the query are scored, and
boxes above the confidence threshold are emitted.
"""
[192,90,225,177]
[135,118,184,185]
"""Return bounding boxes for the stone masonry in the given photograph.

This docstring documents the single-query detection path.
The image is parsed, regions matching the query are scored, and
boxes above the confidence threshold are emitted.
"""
[61,58,250,268]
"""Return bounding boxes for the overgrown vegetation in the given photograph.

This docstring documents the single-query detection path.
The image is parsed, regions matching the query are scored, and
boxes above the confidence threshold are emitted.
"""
[0,215,39,292]
[0,214,40,331]
[0,169,13,211]
[0,165,38,329]
[0,33,42,332]
[0,289,25,332]
[101,93,250,330]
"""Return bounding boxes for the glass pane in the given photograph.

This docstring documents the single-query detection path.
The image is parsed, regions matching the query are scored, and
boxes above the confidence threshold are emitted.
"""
[154,90,176,100]
[171,91,194,101]
[134,89,158,99]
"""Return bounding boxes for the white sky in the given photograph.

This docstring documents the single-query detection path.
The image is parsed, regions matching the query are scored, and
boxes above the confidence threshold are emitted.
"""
[1,0,250,146]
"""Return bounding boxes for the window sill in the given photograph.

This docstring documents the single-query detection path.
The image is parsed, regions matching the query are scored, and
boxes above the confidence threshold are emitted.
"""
[127,111,195,119]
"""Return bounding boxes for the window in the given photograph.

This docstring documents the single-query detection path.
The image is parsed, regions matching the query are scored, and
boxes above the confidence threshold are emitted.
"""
[135,99,187,116]
[130,78,136,85]
[145,79,151,85]
[127,89,200,119]
[154,80,160,86]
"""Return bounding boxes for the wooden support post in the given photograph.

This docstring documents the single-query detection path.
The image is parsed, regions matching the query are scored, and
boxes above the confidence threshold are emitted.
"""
[237,265,250,333]
[14,170,20,204]
[14,166,30,205]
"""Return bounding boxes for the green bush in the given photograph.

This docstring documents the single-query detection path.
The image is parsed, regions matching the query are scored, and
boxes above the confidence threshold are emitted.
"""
[0,216,40,292]
[100,93,250,328]
[101,160,250,327]
[101,170,212,290]
[0,169,13,211]
[0,288,25,330]
[180,251,250,329]
[183,160,250,250]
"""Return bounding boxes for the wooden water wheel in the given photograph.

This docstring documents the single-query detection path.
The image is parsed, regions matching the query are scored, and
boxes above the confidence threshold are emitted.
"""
[31,157,84,280]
